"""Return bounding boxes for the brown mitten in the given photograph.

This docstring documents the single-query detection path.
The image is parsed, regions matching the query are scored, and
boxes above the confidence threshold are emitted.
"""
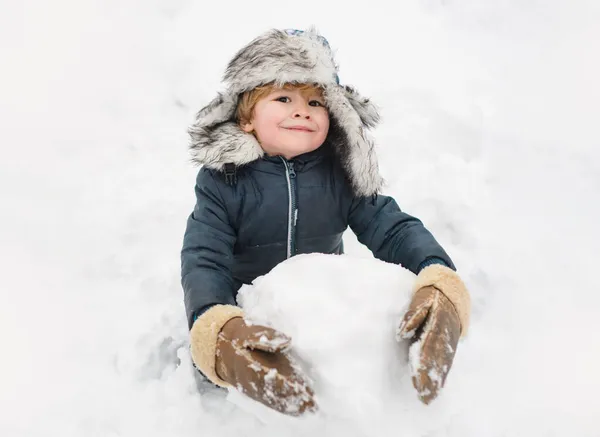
[215,317,316,416]
[190,305,316,416]
[397,265,471,404]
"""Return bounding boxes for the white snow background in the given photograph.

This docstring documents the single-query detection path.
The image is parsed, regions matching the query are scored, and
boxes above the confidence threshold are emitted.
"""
[1,0,599,436]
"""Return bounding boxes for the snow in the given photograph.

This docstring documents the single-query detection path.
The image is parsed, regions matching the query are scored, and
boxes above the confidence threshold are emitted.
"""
[251,333,290,351]
[233,253,421,431]
[409,339,424,380]
[1,0,600,436]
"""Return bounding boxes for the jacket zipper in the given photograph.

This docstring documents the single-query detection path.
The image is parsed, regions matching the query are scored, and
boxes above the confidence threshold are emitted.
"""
[280,158,298,258]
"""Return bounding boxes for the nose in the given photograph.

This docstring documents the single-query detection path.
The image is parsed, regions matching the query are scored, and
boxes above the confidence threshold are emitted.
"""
[293,111,310,119]
[293,101,311,119]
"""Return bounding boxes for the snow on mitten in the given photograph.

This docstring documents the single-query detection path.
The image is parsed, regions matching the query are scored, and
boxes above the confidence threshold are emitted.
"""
[397,265,471,404]
[189,304,316,416]
[215,317,316,416]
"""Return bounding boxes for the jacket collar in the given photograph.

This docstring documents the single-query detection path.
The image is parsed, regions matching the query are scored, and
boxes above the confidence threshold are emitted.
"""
[246,141,330,173]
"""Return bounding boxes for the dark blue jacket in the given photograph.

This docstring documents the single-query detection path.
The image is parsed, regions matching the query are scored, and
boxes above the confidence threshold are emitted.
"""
[181,144,454,329]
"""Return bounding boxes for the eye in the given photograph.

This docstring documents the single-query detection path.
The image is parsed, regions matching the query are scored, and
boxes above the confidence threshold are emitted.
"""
[309,100,325,107]
[275,96,291,103]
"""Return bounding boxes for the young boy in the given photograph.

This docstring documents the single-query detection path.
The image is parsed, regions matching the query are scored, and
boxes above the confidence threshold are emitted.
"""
[182,28,471,416]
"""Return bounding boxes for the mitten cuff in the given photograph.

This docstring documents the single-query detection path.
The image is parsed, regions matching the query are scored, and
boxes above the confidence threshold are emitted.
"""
[190,304,244,387]
[414,264,471,336]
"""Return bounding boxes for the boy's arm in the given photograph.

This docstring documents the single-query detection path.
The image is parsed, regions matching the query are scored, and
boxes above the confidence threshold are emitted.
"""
[349,194,471,405]
[347,194,455,274]
[181,168,238,330]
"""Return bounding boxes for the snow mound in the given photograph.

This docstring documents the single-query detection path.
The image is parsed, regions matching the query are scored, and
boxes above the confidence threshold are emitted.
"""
[229,253,460,436]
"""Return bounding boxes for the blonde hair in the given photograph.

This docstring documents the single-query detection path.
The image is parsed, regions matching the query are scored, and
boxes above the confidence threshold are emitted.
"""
[236,83,325,127]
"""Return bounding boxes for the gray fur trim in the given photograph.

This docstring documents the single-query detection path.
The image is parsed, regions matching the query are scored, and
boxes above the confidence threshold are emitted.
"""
[224,28,338,94]
[188,27,384,196]
[343,85,381,129]
[323,85,384,196]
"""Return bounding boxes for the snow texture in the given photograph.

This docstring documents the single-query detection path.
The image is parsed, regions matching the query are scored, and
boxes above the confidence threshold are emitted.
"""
[252,333,290,351]
[232,254,416,430]
[1,0,600,436]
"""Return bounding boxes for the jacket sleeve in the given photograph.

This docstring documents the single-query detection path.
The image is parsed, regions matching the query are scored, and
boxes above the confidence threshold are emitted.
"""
[348,194,456,274]
[181,168,237,329]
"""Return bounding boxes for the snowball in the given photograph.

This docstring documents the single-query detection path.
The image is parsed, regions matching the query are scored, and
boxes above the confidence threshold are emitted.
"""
[225,253,457,434]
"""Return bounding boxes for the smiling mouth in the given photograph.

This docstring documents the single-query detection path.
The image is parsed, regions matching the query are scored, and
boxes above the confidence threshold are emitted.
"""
[283,126,315,132]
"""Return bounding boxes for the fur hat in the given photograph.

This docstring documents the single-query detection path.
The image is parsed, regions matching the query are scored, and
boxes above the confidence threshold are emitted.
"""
[188,28,383,196]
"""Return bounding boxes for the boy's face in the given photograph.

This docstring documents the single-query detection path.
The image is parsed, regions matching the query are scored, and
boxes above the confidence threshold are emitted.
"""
[241,87,330,160]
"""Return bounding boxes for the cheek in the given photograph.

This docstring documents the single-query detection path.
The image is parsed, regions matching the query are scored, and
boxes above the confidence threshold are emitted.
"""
[321,114,330,131]
[253,111,280,138]
[318,113,330,138]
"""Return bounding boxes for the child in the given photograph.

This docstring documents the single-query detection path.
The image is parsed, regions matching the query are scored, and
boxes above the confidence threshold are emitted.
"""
[181,28,471,415]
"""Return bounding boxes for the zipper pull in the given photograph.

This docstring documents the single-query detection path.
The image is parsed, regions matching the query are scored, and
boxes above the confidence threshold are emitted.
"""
[288,161,296,178]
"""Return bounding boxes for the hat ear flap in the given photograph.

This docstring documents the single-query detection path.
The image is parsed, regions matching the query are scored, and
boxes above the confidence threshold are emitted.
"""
[343,85,380,129]
[188,91,264,170]
[191,92,239,129]
[323,85,384,196]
